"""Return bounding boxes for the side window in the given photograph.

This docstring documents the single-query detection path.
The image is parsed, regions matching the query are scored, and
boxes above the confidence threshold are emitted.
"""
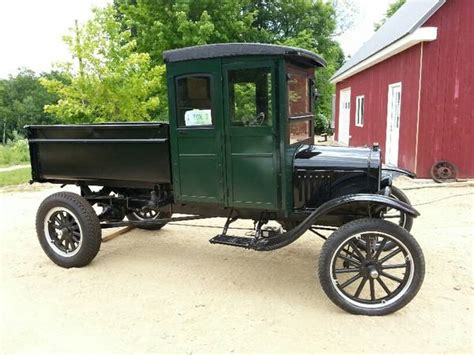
[287,65,314,144]
[176,76,212,127]
[228,68,272,127]
[355,95,364,127]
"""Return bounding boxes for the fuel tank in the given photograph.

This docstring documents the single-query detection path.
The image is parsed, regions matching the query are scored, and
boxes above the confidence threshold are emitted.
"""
[293,144,382,209]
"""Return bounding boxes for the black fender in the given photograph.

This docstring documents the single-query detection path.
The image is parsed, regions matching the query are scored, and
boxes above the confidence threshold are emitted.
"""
[382,166,416,179]
[252,194,419,251]
[381,166,415,189]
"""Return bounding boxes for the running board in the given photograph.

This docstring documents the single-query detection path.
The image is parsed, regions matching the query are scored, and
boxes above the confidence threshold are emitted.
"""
[209,235,254,249]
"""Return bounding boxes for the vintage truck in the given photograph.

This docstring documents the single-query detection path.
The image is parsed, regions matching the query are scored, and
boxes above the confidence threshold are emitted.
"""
[26,43,424,316]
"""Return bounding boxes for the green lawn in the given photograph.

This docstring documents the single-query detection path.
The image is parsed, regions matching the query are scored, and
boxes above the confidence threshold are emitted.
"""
[0,167,31,187]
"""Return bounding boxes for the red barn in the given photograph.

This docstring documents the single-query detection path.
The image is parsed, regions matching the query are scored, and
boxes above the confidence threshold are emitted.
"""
[331,0,474,178]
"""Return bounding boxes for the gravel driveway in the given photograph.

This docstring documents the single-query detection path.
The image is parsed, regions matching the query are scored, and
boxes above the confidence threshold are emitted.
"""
[0,181,473,353]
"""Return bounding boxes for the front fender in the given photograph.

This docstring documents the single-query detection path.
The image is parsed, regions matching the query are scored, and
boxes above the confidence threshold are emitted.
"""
[253,194,419,251]
[382,165,416,179]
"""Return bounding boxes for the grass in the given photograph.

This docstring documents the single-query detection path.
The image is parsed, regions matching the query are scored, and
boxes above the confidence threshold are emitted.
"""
[0,139,30,167]
[0,167,31,187]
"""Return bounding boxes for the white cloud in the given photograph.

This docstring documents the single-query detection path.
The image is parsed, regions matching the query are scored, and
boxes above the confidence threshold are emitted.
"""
[0,0,110,78]
[336,0,393,57]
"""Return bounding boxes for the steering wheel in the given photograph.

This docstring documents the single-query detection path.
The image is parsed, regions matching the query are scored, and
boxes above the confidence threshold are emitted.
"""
[249,112,266,126]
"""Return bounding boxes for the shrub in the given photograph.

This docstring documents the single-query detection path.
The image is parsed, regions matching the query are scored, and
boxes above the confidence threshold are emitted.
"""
[314,113,330,135]
[0,135,30,167]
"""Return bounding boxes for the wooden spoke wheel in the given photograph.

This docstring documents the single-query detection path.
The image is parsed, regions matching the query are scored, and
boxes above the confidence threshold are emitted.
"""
[36,192,101,268]
[319,218,424,316]
[126,208,171,230]
[430,160,458,183]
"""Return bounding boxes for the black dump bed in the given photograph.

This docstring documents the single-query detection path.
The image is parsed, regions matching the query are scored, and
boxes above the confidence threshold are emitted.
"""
[26,123,171,188]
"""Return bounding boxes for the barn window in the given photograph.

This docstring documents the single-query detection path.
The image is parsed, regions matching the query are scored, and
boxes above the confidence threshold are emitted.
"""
[355,95,364,127]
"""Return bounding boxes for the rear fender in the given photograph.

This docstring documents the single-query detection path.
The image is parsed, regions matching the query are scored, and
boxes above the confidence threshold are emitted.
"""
[253,194,419,251]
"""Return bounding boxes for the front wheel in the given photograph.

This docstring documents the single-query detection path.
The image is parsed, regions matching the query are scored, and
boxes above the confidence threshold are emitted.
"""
[36,192,102,268]
[381,186,413,232]
[318,218,424,316]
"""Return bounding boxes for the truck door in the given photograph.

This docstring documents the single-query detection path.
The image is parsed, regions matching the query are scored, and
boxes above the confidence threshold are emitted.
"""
[222,61,280,210]
[168,60,225,204]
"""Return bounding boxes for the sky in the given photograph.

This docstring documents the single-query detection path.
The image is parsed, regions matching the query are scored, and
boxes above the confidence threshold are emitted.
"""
[0,0,394,79]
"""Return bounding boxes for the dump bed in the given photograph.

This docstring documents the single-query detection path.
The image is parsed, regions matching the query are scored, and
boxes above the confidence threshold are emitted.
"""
[26,123,171,188]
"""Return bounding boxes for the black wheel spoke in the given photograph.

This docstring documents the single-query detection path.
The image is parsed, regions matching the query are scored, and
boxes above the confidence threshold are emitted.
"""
[348,241,365,260]
[364,236,371,258]
[377,277,392,296]
[373,237,388,260]
[369,278,375,301]
[354,277,367,298]
[379,247,403,264]
[380,271,403,283]
[382,263,407,270]
[337,254,361,268]
[53,215,62,225]
[382,214,402,219]
[341,247,362,262]
[339,273,362,289]
[335,268,360,274]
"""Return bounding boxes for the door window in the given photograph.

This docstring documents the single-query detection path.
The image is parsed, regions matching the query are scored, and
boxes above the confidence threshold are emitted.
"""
[228,68,272,127]
[176,76,212,127]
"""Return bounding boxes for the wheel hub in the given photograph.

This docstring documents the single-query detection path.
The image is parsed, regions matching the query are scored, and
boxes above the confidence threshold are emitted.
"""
[360,260,381,279]
[368,265,379,279]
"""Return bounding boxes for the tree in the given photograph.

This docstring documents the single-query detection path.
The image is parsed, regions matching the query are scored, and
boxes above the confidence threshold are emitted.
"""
[374,0,406,31]
[0,69,60,142]
[115,0,345,119]
[41,6,164,123]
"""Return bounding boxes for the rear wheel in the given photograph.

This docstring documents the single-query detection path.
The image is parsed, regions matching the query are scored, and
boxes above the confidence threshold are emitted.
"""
[318,218,424,316]
[36,192,101,268]
[126,208,171,230]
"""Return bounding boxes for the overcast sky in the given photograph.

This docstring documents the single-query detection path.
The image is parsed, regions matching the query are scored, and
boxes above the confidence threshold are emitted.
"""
[0,0,394,79]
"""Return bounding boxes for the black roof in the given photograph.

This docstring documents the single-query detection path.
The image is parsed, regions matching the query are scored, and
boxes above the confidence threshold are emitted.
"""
[163,43,326,67]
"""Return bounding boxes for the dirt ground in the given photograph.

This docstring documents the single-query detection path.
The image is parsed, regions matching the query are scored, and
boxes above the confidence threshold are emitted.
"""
[0,179,473,353]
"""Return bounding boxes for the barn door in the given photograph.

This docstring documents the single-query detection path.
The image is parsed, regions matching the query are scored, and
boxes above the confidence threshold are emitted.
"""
[385,83,402,166]
[338,88,351,145]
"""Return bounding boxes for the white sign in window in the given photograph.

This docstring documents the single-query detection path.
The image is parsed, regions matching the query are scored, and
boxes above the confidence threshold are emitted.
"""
[184,109,212,126]
[355,95,364,127]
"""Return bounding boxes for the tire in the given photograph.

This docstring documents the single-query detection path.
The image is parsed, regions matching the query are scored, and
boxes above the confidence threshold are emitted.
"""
[36,192,102,268]
[387,186,413,232]
[126,208,171,231]
[318,218,425,316]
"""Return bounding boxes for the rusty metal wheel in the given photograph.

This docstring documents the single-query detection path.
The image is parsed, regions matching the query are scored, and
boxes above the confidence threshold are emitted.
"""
[430,160,458,183]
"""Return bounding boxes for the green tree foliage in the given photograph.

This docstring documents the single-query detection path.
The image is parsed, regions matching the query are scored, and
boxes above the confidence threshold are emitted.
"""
[41,6,164,123]
[115,0,345,119]
[0,69,59,143]
[374,0,406,31]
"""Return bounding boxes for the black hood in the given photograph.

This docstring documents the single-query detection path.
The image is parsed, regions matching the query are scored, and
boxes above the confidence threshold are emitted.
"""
[294,145,381,171]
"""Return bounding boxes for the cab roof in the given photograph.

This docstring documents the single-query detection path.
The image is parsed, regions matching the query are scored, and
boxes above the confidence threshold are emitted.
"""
[163,43,326,67]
